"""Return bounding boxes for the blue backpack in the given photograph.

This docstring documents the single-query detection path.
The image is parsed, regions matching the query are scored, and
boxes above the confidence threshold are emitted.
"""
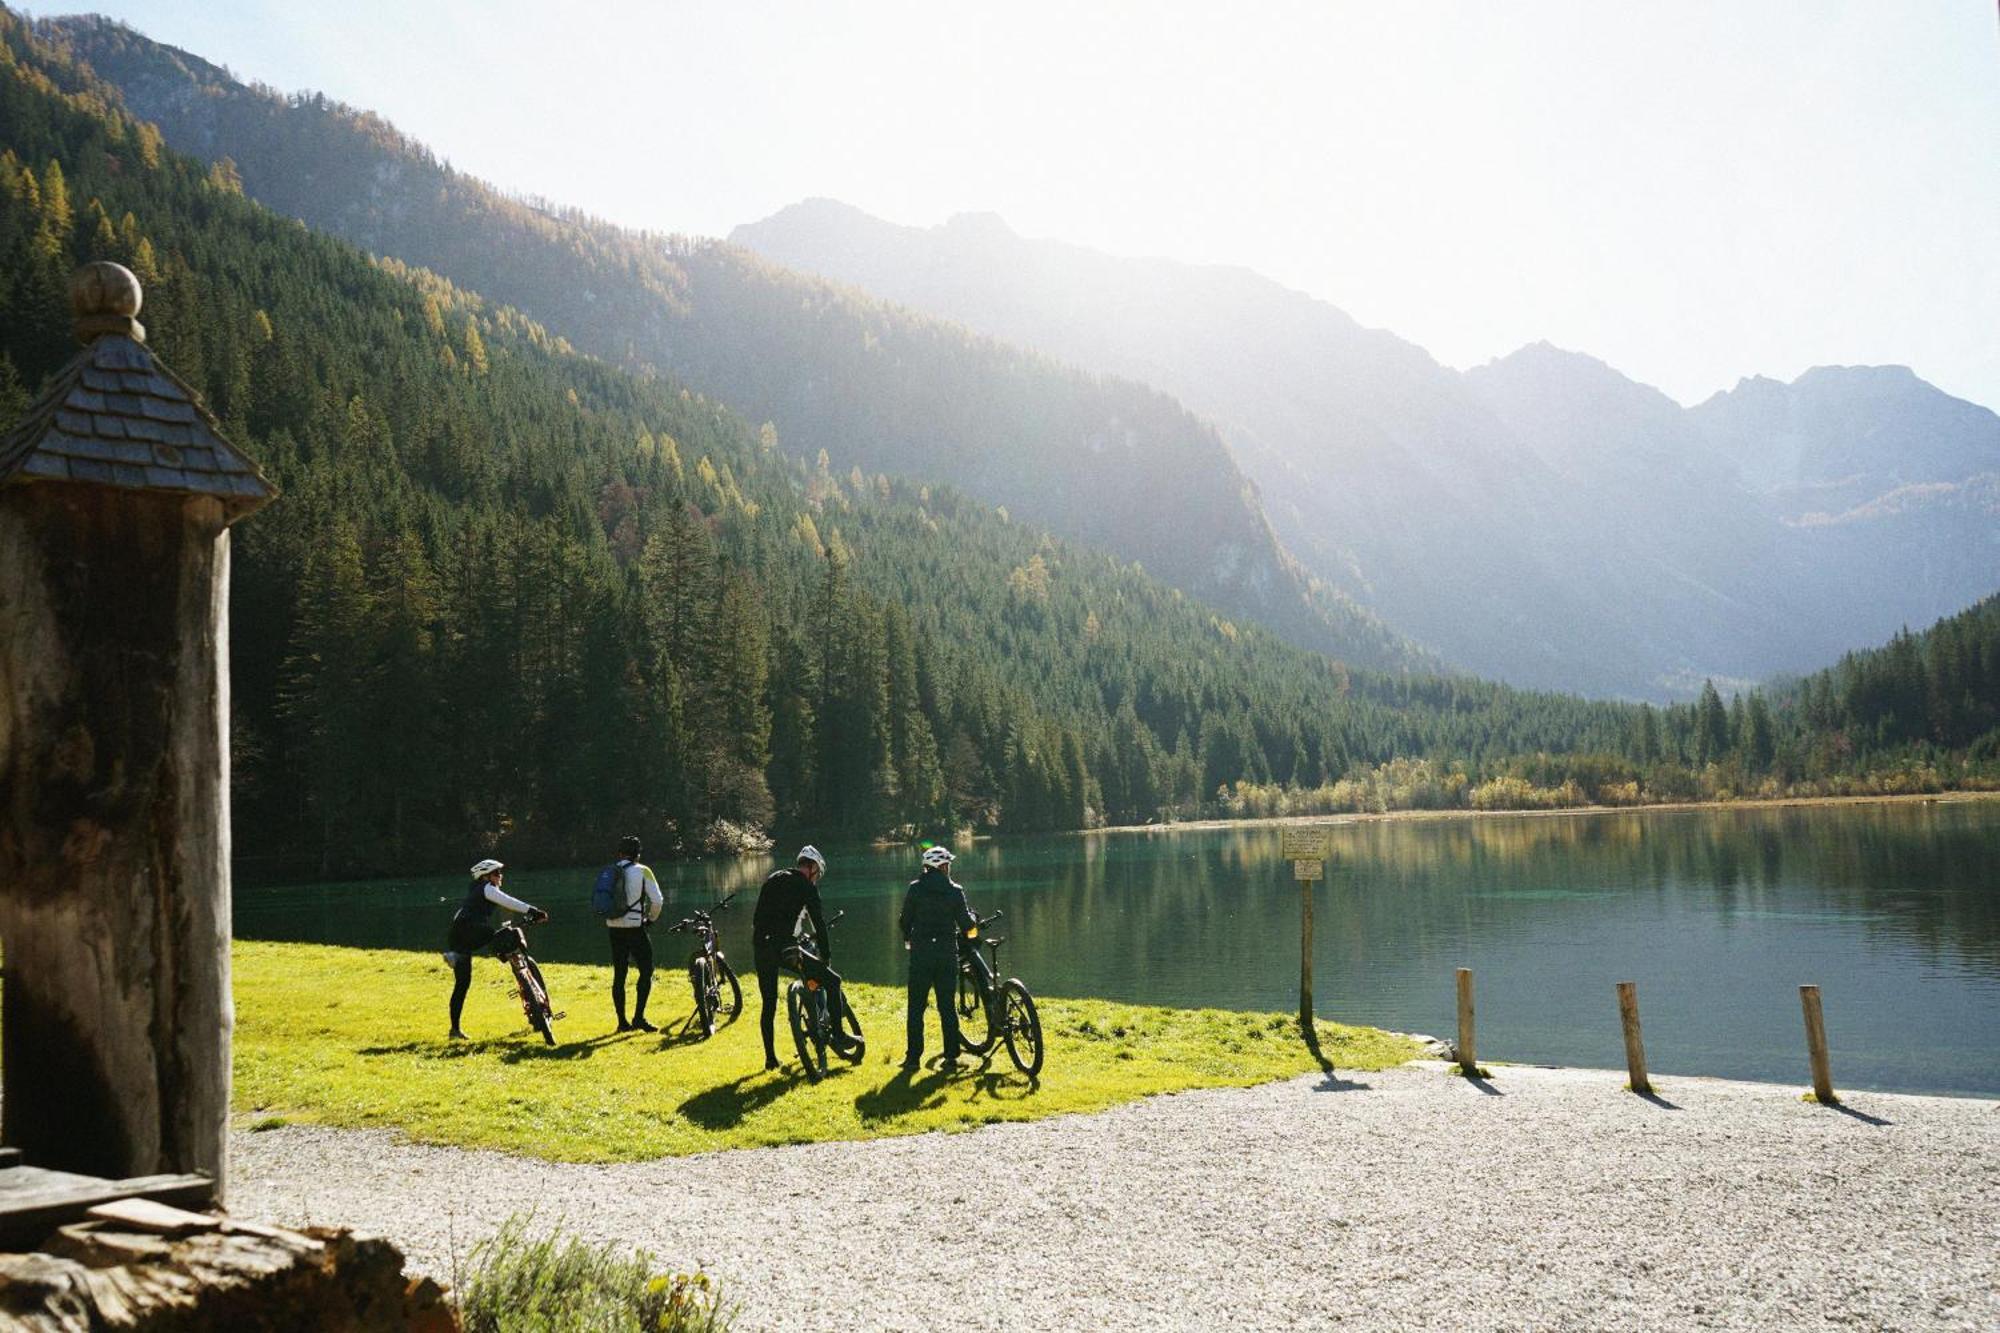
[590,861,632,917]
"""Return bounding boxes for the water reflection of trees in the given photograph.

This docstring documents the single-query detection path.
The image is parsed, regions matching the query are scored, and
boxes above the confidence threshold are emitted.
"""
[241,803,2000,997]
[1297,805,2000,974]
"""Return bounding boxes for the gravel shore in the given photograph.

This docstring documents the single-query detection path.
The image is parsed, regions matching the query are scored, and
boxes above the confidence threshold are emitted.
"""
[232,1062,1999,1331]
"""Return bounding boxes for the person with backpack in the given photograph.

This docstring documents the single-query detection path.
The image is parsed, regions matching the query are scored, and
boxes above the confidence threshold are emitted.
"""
[596,834,664,1032]
[446,858,547,1039]
[899,844,976,1072]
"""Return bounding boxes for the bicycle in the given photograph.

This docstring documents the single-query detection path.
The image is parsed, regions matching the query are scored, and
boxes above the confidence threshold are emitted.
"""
[668,892,742,1038]
[783,909,865,1081]
[493,911,559,1046]
[954,910,1043,1076]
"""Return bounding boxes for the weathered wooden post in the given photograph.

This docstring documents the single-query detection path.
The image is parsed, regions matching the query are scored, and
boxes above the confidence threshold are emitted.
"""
[1281,825,1331,1064]
[1799,984,1836,1104]
[1456,967,1477,1074]
[0,261,275,1202]
[1616,980,1651,1095]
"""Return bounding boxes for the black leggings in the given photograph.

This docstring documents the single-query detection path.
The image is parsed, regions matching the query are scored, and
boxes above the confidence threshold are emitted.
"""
[609,927,654,1025]
[754,936,844,1063]
[447,916,505,1032]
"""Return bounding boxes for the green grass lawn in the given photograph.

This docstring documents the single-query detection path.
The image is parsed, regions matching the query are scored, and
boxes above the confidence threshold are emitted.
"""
[233,941,1419,1161]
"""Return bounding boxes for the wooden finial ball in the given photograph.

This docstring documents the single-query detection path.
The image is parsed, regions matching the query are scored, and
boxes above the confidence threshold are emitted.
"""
[71,261,144,321]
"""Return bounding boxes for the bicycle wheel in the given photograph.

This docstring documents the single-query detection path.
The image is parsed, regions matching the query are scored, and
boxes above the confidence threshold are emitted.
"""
[715,956,743,1020]
[523,957,557,1046]
[956,971,995,1055]
[955,966,982,1019]
[999,979,1042,1077]
[786,980,821,1082]
[689,955,716,1038]
[836,992,866,1064]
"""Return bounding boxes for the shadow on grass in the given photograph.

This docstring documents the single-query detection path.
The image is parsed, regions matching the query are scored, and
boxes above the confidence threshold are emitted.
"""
[359,1041,491,1061]
[964,1065,1041,1103]
[655,1018,714,1049]
[498,1035,623,1064]
[678,1070,807,1129]
[853,1068,954,1121]
[1300,1020,1336,1077]
[353,1030,630,1063]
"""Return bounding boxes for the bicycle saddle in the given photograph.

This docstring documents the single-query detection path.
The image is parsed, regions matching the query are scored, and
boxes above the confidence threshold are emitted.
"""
[985,936,1006,947]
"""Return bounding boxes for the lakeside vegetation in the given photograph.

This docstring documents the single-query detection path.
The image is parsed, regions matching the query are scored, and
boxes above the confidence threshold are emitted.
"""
[232,941,1419,1161]
[2,11,1994,883]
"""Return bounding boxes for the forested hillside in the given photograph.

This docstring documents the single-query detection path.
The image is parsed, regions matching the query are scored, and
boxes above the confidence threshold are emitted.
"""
[1,11,1989,883]
[44,13,1427,678]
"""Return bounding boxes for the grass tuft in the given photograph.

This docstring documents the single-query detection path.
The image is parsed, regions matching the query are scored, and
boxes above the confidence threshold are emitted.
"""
[232,941,1421,1162]
[456,1215,731,1332]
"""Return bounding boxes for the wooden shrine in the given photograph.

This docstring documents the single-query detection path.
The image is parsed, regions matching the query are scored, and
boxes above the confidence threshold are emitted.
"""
[0,260,274,1201]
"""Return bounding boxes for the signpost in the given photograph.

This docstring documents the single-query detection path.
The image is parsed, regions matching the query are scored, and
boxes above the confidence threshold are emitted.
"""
[1281,825,1331,1051]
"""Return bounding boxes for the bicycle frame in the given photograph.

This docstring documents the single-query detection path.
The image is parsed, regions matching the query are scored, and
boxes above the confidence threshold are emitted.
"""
[957,913,1003,1016]
[492,916,557,1043]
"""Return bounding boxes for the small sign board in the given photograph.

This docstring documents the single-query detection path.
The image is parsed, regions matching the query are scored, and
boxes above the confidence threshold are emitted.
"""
[1280,825,1332,860]
[1293,858,1323,882]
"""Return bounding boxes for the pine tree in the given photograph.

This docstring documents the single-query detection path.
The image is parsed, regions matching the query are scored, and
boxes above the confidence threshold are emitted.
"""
[1695,681,1730,768]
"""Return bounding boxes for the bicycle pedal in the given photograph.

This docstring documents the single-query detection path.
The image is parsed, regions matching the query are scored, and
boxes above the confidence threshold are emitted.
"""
[552,1011,568,1021]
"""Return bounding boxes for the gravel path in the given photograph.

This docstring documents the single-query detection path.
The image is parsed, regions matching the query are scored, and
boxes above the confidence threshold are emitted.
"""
[232,1063,1999,1331]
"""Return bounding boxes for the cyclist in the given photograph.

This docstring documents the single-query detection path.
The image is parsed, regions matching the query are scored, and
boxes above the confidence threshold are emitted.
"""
[899,844,976,1073]
[445,858,547,1039]
[751,844,851,1069]
[605,834,664,1032]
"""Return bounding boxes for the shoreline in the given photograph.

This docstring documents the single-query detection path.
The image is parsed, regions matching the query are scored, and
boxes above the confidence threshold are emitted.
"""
[1079,787,2000,838]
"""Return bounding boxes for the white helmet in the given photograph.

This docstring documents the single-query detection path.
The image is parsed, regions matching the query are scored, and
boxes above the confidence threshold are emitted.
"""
[469,858,505,877]
[921,846,954,869]
[796,845,826,873]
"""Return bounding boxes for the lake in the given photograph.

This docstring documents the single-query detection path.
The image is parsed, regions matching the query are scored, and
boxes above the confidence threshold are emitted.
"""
[236,798,2000,1097]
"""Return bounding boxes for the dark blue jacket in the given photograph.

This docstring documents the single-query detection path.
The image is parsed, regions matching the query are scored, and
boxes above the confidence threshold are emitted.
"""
[900,869,975,948]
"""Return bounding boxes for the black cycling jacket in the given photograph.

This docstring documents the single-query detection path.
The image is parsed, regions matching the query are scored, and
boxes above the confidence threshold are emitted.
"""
[900,869,975,946]
[753,866,830,951]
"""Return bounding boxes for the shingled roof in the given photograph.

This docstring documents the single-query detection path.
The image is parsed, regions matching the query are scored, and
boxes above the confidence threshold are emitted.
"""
[0,263,276,521]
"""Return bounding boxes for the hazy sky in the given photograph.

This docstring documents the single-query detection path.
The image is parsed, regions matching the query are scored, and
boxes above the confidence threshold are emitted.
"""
[62,2,2000,409]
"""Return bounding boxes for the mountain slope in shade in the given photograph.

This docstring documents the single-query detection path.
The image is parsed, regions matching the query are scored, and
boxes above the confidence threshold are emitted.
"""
[737,201,1638,692]
[49,15,1429,675]
[733,199,1998,698]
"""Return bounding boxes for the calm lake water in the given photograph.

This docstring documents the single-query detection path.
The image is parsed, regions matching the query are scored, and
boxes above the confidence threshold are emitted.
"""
[237,799,2000,1097]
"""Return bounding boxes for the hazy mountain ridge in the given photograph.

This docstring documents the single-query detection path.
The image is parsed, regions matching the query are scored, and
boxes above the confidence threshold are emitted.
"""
[732,199,1998,699]
[47,15,1430,677]
[1693,364,2000,509]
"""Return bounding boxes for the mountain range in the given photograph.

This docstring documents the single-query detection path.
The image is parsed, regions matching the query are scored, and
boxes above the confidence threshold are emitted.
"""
[733,200,2000,698]
[47,14,1424,677]
[34,13,2000,705]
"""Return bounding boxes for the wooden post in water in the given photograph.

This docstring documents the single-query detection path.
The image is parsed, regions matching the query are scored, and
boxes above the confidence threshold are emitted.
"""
[1456,967,1477,1074]
[1280,826,1329,1062]
[1616,981,1651,1095]
[0,263,275,1201]
[1298,879,1314,1036]
[1799,984,1836,1103]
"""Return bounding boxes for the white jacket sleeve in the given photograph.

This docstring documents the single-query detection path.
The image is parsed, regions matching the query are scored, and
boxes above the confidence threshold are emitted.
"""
[642,865,664,921]
[483,882,534,914]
